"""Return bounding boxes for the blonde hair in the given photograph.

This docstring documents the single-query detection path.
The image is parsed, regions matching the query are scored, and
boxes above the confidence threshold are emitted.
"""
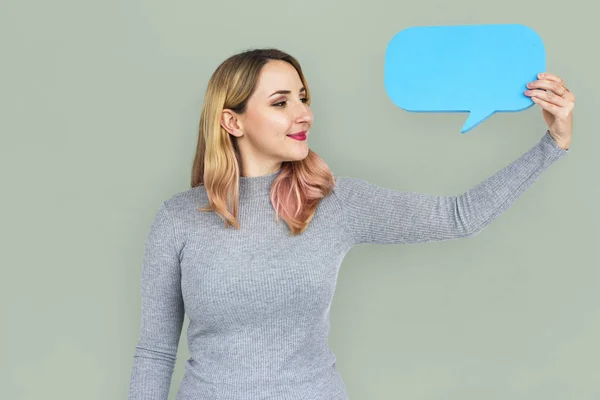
[191,48,335,236]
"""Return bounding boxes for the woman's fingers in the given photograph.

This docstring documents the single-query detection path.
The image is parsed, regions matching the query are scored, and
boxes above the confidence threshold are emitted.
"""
[531,96,561,115]
[525,88,569,106]
[527,78,566,97]
[538,72,563,84]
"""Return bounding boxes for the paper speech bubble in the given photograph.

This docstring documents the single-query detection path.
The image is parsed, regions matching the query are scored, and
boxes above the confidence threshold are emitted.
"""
[384,24,546,133]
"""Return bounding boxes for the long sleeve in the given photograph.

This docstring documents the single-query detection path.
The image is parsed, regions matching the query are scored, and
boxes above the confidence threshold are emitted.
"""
[333,130,569,246]
[128,201,185,400]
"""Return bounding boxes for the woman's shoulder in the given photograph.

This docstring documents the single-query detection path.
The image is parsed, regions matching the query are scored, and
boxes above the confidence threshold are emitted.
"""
[161,185,207,218]
[331,173,375,196]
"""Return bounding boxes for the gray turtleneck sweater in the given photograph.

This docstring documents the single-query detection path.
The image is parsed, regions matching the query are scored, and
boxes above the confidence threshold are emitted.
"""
[128,130,568,399]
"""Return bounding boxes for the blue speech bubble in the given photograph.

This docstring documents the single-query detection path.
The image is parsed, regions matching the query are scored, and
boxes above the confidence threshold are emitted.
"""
[384,24,546,133]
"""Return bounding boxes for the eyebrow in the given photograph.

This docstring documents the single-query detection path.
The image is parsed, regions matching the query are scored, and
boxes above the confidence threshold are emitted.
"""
[268,87,306,98]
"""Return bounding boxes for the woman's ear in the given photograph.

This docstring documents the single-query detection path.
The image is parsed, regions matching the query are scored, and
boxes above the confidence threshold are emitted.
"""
[221,109,243,138]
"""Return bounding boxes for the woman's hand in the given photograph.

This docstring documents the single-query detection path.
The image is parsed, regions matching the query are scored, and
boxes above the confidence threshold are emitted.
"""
[524,72,575,150]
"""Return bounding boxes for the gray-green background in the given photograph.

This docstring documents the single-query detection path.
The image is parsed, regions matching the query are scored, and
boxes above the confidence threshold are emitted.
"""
[1,0,598,399]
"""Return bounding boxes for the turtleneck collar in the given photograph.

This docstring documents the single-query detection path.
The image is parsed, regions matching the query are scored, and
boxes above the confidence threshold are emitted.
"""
[238,168,282,198]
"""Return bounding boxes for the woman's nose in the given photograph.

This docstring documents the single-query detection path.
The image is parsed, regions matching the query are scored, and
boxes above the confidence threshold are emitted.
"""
[296,104,312,124]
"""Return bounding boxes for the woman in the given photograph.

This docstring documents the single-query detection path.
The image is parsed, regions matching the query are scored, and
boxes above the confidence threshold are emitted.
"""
[128,48,574,399]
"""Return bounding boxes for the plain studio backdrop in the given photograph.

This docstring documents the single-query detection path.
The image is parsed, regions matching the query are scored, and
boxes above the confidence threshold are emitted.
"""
[1,0,598,399]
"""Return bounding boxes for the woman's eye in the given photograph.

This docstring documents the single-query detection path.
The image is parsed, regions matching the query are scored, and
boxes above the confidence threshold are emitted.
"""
[273,98,309,107]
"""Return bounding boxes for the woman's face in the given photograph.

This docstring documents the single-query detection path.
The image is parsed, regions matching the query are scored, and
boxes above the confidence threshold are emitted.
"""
[222,59,313,177]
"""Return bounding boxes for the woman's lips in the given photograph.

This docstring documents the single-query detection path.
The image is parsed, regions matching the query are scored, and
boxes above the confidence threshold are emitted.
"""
[287,131,307,140]
[288,134,306,141]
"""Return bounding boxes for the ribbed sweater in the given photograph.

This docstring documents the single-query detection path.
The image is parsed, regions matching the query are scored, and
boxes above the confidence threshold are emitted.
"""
[129,130,568,399]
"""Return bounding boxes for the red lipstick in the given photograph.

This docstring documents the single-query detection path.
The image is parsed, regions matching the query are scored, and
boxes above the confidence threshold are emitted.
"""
[287,131,307,141]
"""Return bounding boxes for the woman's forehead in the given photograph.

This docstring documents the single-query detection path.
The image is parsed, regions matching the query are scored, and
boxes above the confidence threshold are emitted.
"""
[255,61,303,95]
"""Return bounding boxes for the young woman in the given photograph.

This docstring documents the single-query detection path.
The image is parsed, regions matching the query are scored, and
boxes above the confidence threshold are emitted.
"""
[128,48,574,400]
